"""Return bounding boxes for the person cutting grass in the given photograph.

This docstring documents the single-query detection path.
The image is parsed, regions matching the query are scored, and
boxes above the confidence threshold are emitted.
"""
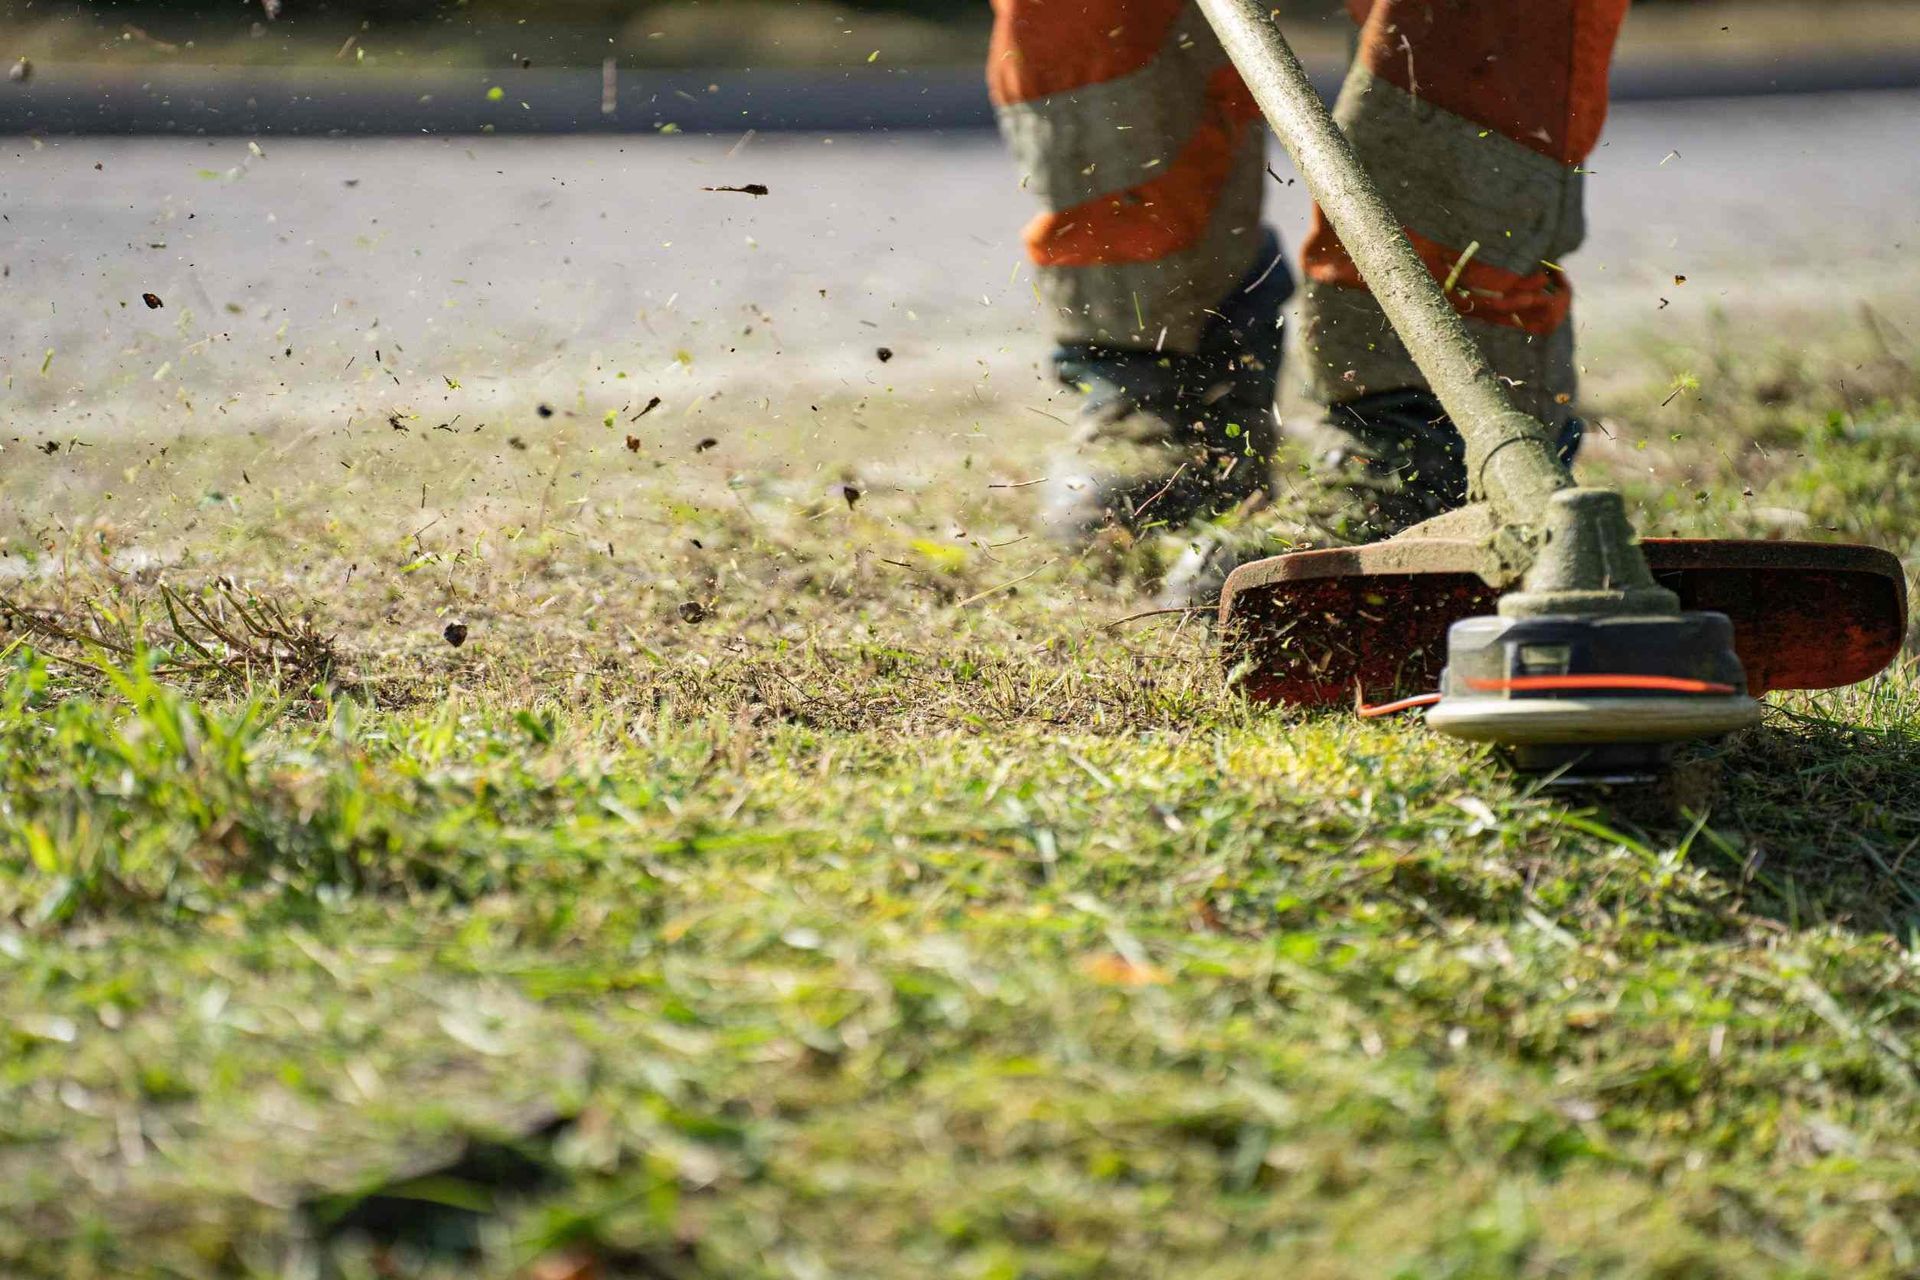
[990,0,1610,560]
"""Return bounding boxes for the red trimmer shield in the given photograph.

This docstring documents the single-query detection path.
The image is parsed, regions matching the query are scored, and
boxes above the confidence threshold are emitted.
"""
[1220,539,1908,708]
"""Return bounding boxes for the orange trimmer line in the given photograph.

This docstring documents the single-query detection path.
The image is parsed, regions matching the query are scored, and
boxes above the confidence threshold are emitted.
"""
[1360,674,1737,719]
[1358,693,1445,719]
[1466,675,1738,695]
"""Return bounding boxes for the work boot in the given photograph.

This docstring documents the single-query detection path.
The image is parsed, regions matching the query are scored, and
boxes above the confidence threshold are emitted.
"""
[1044,232,1293,541]
[1306,389,1586,544]
[1159,391,1585,606]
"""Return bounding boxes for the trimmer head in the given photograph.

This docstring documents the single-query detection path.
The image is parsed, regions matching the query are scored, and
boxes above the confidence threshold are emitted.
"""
[1221,535,1907,771]
[1425,610,1761,779]
[1184,5,1909,777]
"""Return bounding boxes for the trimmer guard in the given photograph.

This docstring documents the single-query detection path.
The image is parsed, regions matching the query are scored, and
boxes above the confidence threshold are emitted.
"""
[1220,539,1908,708]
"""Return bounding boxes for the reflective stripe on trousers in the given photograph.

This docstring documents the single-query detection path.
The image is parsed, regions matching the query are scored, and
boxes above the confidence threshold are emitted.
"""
[990,0,1629,421]
[988,0,1268,353]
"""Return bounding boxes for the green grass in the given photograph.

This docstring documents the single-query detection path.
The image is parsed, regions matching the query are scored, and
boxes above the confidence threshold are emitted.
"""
[3,316,1920,1278]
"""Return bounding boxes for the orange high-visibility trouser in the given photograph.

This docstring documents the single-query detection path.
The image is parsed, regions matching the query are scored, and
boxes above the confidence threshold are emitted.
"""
[989,0,1630,426]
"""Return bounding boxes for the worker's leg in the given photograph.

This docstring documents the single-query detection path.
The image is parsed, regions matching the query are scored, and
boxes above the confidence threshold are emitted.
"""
[990,0,1270,352]
[990,0,1292,536]
[1303,0,1630,533]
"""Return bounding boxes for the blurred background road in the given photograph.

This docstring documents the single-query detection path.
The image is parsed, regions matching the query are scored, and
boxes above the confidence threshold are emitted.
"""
[4,0,1919,454]
[9,90,1918,441]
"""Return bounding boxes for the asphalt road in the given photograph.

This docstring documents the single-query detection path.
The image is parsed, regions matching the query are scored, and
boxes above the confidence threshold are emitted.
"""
[6,89,1919,447]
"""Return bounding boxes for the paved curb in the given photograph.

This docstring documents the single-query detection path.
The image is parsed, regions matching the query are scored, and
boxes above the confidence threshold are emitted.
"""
[4,54,1919,136]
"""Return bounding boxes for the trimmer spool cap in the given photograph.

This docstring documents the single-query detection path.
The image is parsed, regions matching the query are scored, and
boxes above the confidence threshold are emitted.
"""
[1425,610,1763,779]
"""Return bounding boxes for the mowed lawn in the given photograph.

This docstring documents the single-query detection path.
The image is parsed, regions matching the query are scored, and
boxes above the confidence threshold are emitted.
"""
[4,318,1920,1278]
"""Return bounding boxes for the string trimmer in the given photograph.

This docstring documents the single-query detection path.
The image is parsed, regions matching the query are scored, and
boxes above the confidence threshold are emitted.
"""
[1195,0,1907,779]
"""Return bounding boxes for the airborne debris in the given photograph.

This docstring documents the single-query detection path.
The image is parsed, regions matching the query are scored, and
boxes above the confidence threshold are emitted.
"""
[625,435,642,452]
[536,403,555,418]
[876,347,894,363]
[142,292,164,309]
[842,484,861,510]
[702,184,769,197]
[443,621,469,648]
[677,601,708,624]
[8,58,30,84]
[695,437,718,452]
[632,395,662,420]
